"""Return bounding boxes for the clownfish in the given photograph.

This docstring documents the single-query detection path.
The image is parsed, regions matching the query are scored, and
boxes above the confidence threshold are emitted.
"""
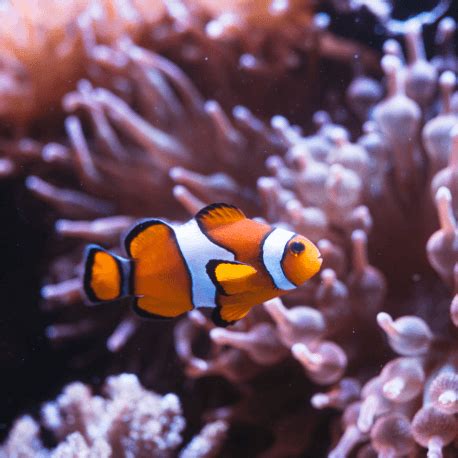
[83,203,322,326]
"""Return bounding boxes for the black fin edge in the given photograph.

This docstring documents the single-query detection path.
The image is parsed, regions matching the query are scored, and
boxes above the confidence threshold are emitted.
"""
[194,203,245,222]
[83,244,123,303]
[206,260,255,297]
[206,260,230,296]
[211,307,235,328]
[124,218,171,258]
[131,298,173,321]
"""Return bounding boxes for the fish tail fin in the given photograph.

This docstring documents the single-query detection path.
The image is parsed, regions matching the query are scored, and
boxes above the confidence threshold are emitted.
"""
[83,244,132,303]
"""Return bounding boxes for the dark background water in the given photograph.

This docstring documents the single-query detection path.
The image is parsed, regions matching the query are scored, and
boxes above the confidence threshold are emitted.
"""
[0,179,51,436]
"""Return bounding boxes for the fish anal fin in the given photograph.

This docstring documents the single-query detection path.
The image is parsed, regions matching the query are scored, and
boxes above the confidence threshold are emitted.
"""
[207,260,257,295]
[212,302,253,327]
[132,296,192,319]
[195,203,246,230]
[124,219,173,259]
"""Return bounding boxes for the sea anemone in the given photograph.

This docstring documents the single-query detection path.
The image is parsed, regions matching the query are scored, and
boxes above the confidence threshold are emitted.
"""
[174,16,458,457]
[0,0,169,128]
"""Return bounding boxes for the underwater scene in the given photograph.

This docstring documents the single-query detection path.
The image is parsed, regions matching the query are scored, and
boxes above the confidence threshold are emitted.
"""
[0,1,457,457]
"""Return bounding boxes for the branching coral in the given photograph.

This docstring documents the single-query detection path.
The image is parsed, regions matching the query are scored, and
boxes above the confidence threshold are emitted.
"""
[1,1,458,457]
[0,373,186,457]
[178,420,228,458]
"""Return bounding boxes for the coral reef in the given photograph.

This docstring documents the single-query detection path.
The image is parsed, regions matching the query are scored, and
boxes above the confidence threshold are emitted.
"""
[1,1,458,457]
[0,373,186,457]
[0,373,228,456]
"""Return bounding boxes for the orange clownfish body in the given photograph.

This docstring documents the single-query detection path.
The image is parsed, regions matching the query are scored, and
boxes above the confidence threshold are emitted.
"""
[83,203,322,326]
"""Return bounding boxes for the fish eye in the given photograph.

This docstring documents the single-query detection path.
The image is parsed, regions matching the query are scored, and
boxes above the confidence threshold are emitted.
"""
[290,241,305,254]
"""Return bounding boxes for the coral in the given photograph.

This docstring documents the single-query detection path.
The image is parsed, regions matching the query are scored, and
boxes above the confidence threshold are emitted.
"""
[1,1,458,457]
[0,373,185,457]
[178,420,228,458]
[172,16,458,457]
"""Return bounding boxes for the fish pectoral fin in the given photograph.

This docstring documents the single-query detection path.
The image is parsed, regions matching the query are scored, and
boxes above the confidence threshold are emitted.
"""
[132,296,192,320]
[195,203,246,230]
[207,260,257,295]
[212,302,253,327]
[124,219,173,258]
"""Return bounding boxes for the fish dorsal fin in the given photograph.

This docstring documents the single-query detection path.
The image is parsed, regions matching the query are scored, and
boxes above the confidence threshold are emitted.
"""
[195,203,246,230]
[207,260,257,295]
[124,219,173,258]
